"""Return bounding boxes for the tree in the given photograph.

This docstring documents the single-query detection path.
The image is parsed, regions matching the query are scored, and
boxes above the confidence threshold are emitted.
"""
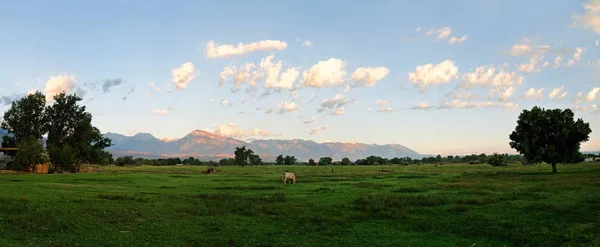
[249,154,263,166]
[234,146,250,166]
[276,155,284,165]
[49,144,77,171]
[283,155,297,165]
[487,153,508,167]
[435,154,442,163]
[509,106,592,173]
[318,157,333,166]
[341,157,352,166]
[44,92,111,168]
[1,91,46,142]
[308,158,316,166]
[12,139,47,172]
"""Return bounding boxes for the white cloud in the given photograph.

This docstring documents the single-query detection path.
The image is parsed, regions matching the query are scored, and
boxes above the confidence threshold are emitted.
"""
[408,60,459,91]
[366,108,372,112]
[205,40,288,58]
[332,107,345,115]
[518,56,543,73]
[219,64,259,90]
[351,67,390,87]
[448,35,467,44]
[410,102,432,110]
[45,74,77,102]
[427,27,452,39]
[239,98,245,103]
[148,82,161,92]
[210,123,245,138]
[26,89,37,96]
[209,98,214,102]
[301,40,312,47]
[523,88,544,100]
[172,62,197,90]
[290,90,300,102]
[571,0,600,34]
[301,58,347,88]
[221,99,230,106]
[509,44,532,56]
[310,125,329,135]
[548,86,564,99]
[377,106,395,113]
[265,108,274,114]
[565,59,575,67]
[542,61,549,67]
[277,101,299,114]
[596,40,599,46]
[497,86,516,101]
[415,27,421,32]
[558,92,568,101]
[438,100,519,110]
[261,55,300,89]
[574,47,584,61]
[318,94,348,115]
[553,55,562,68]
[151,109,169,115]
[375,99,388,106]
[344,85,351,93]
[462,66,524,88]
[303,116,316,124]
[586,87,600,101]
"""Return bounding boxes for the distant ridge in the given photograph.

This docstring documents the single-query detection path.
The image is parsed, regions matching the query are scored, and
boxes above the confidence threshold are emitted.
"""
[103,129,422,161]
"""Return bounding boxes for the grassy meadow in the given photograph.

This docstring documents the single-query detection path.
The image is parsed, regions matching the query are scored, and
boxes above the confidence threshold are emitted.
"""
[0,163,599,247]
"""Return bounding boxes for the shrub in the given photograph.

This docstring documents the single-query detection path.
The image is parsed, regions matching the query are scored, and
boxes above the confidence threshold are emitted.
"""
[487,153,508,167]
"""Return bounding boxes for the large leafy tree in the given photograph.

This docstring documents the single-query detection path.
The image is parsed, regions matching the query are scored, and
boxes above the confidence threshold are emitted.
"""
[45,92,112,170]
[12,139,47,171]
[509,106,591,173]
[1,91,46,142]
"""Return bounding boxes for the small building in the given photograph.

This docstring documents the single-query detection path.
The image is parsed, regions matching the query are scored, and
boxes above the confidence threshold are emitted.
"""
[584,157,599,162]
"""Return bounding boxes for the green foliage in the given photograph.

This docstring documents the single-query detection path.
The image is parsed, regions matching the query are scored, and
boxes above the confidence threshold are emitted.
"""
[275,155,284,165]
[487,153,508,167]
[1,135,17,156]
[48,144,77,171]
[115,156,135,166]
[1,92,46,142]
[318,157,332,166]
[341,157,352,166]
[308,158,316,166]
[12,139,46,171]
[45,92,112,166]
[283,155,296,165]
[509,106,592,173]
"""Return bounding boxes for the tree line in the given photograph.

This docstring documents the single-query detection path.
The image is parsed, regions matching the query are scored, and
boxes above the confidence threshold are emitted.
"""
[1,91,112,171]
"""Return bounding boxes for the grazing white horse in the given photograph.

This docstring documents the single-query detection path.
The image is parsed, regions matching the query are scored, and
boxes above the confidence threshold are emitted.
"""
[282,172,296,184]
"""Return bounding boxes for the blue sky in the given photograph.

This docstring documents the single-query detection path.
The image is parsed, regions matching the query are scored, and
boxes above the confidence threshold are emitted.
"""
[1,0,599,155]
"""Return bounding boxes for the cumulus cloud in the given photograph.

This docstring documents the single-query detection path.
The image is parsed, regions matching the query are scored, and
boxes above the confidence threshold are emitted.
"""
[448,35,467,44]
[427,27,452,39]
[366,108,372,112]
[208,124,276,140]
[415,27,421,32]
[351,66,390,87]
[409,60,459,91]
[219,63,260,90]
[549,86,565,99]
[318,94,348,115]
[491,86,516,102]
[332,107,345,115]
[438,100,519,110]
[205,40,288,58]
[301,40,312,47]
[377,106,395,113]
[410,102,432,110]
[261,55,300,89]
[344,85,351,93]
[221,99,230,106]
[518,56,543,73]
[586,87,600,101]
[277,101,299,114]
[102,78,123,93]
[310,125,329,135]
[45,74,77,102]
[303,116,316,124]
[553,55,563,68]
[571,0,600,34]
[509,44,532,56]
[301,58,347,88]
[558,92,568,101]
[462,66,524,89]
[523,88,544,100]
[172,62,198,90]
[151,109,169,115]
[375,100,388,106]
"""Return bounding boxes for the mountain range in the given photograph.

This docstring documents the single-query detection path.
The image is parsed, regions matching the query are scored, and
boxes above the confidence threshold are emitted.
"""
[102,130,422,162]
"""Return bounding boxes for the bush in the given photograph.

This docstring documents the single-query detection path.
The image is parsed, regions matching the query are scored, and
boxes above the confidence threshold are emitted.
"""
[487,153,508,167]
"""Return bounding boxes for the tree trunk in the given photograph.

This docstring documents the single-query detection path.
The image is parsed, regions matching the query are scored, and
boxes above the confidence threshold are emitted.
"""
[551,163,557,173]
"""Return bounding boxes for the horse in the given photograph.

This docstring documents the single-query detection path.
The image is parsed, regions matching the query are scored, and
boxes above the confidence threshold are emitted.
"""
[282,171,296,184]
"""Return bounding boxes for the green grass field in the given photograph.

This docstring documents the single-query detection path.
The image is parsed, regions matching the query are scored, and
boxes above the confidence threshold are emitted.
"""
[0,163,599,247]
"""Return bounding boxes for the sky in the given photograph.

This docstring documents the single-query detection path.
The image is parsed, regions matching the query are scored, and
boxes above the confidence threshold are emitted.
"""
[1,0,599,155]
